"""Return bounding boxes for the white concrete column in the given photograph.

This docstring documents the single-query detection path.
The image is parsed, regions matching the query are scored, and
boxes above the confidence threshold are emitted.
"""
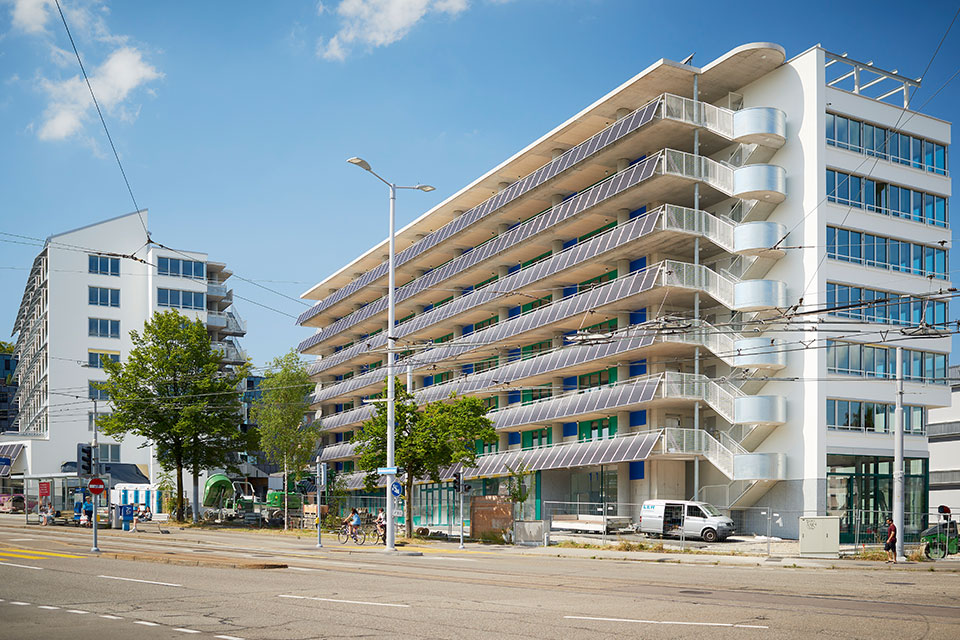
[552,333,565,349]
[413,375,424,390]
[498,181,510,192]
[617,158,631,172]
[616,411,630,433]
[617,311,631,329]
[551,423,565,444]
[551,194,564,207]
[551,239,564,254]
[615,107,631,120]
[453,209,464,218]
[497,223,510,235]
[551,148,566,159]
[617,258,631,276]
[616,362,630,383]
[453,325,463,338]
[497,265,510,279]
[498,306,510,323]
[498,432,510,450]
[617,208,631,225]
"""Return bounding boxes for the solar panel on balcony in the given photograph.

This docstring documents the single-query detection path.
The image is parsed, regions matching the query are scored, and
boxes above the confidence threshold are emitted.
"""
[296,97,664,327]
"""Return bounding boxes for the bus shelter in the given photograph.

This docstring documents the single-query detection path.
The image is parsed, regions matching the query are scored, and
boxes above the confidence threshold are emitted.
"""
[22,473,112,526]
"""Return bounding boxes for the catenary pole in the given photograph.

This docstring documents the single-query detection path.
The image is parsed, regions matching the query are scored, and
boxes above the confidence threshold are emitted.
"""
[894,346,905,561]
[386,182,397,551]
[91,398,100,553]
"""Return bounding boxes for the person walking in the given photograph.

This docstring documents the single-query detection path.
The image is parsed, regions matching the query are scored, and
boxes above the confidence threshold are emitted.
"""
[884,517,897,563]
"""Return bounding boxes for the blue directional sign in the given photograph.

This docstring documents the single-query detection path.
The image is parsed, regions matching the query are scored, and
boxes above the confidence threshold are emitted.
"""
[377,466,398,476]
[390,482,403,497]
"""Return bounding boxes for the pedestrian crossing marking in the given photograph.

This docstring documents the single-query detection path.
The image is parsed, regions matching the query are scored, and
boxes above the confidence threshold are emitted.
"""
[0,548,86,559]
[0,552,49,560]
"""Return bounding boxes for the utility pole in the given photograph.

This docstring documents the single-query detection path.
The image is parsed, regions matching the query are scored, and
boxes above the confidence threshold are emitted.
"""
[91,398,100,553]
[894,347,905,562]
[316,456,323,548]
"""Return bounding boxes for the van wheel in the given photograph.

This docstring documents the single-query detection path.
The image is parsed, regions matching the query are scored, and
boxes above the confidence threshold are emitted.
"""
[702,528,718,543]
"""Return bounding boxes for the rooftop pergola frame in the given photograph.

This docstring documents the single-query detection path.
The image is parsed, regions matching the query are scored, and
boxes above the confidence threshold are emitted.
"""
[824,50,921,108]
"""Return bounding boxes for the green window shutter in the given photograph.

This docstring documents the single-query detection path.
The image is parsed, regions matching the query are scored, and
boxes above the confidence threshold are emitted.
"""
[521,389,532,404]
[609,415,618,437]
[522,430,533,450]
[608,367,618,384]
[344,461,354,472]
[546,428,553,445]
[578,421,591,441]
[475,439,483,455]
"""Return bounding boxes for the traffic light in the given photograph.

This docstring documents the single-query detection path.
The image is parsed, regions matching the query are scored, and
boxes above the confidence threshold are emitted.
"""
[452,472,461,493]
[77,444,93,476]
[464,484,472,493]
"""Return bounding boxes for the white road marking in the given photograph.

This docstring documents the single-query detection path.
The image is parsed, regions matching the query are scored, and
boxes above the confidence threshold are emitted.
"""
[67,609,89,614]
[37,605,60,610]
[134,621,159,626]
[288,567,316,571]
[174,629,201,634]
[98,575,181,587]
[0,561,42,570]
[429,556,478,562]
[278,594,410,608]
[214,636,246,640]
[10,601,31,606]
[8,538,34,542]
[100,614,123,620]
[564,616,769,629]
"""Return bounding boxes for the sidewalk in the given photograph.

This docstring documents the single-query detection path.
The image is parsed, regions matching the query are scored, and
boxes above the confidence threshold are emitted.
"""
[3,514,957,572]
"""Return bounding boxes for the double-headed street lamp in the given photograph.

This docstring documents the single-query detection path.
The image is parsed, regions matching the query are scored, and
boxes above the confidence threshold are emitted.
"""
[347,156,434,552]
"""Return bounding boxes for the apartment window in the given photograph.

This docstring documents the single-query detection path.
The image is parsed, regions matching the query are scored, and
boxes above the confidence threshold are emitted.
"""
[158,257,205,279]
[473,314,498,332]
[521,384,552,405]
[88,381,109,401]
[98,443,120,462]
[89,286,120,307]
[88,255,120,276]
[826,226,947,279]
[474,355,499,374]
[579,418,616,442]
[826,340,947,384]
[521,340,552,360]
[826,282,948,327]
[578,369,611,390]
[87,351,119,369]
[158,288,205,310]
[826,169,948,227]
[579,269,618,292]
[88,318,120,339]
[827,398,925,435]
[826,112,947,175]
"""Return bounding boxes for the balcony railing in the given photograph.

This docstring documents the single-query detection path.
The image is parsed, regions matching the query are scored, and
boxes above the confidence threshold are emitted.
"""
[212,340,247,363]
[207,280,228,298]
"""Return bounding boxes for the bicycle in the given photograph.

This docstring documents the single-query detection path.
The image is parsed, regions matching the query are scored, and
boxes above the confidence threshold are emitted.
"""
[337,524,366,545]
[368,523,386,545]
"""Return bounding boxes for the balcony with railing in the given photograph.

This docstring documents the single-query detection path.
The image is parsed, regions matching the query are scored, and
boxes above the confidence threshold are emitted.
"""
[207,280,229,298]
[212,340,247,364]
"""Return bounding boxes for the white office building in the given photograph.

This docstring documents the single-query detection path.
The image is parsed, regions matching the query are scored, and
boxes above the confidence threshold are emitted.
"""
[297,43,951,539]
[4,210,247,486]
[926,365,960,510]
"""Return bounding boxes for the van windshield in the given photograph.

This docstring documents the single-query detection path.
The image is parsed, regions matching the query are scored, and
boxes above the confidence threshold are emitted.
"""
[700,503,722,517]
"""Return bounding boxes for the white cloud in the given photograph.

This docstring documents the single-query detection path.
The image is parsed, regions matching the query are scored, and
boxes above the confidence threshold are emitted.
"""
[317,0,469,61]
[7,0,162,143]
[37,46,161,140]
[10,0,53,34]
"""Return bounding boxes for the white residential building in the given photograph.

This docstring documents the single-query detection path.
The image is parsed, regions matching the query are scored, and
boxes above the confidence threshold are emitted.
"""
[4,210,247,486]
[926,365,960,510]
[297,43,951,540]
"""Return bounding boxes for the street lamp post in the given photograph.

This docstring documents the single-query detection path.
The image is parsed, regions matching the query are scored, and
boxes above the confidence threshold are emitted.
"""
[347,157,434,552]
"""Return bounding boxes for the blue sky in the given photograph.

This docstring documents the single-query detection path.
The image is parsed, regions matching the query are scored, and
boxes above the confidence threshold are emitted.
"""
[1,0,958,368]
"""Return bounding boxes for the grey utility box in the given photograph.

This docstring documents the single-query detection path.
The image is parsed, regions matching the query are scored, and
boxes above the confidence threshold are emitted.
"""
[798,516,840,558]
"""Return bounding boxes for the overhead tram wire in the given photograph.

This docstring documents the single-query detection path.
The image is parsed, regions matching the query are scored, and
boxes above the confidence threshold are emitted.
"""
[52,0,148,241]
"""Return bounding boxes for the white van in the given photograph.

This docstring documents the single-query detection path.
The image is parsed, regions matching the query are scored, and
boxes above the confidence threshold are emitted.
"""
[639,499,735,542]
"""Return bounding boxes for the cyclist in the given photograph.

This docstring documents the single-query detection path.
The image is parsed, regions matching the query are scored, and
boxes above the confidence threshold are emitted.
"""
[343,508,361,541]
[375,508,386,543]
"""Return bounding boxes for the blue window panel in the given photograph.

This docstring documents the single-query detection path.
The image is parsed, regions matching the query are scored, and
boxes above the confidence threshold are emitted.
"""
[562,238,577,249]
[507,390,521,404]
[335,462,343,471]
[630,257,647,272]
[335,432,343,443]
[423,375,433,387]
[508,305,521,317]
[563,376,577,390]
[630,410,647,427]
[507,432,521,445]
[422,304,433,312]
[562,193,577,202]
[461,364,474,375]
[508,264,520,274]
[630,308,647,324]
[563,286,577,297]
[629,461,645,480]
[563,422,577,437]
[629,359,647,376]
[462,285,474,293]
[462,324,473,335]
[630,155,647,166]
[335,374,343,381]
[507,348,521,360]
[629,205,647,220]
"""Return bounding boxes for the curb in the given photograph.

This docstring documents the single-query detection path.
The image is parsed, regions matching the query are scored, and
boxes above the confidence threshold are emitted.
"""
[97,551,287,570]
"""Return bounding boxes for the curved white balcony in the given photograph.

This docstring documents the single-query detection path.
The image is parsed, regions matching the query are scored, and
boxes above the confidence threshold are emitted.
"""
[733,279,787,311]
[733,452,787,481]
[732,164,786,202]
[732,221,786,257]
[732,107,786,146]
[733,395,786,426]
[732,337,786,369]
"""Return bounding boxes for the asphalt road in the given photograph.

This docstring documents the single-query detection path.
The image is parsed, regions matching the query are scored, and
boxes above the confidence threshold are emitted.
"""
[1,524,959,639]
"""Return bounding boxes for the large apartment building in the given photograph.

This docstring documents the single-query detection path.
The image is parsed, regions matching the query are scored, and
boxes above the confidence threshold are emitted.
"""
[297,43,951,539]
[3,210,248,484]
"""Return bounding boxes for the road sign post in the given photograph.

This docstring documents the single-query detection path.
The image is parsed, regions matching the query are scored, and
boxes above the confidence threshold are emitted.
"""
[316,457,325,549]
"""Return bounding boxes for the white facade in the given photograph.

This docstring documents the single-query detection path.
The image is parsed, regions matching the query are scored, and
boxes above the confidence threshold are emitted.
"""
[926,366,960,510]
[297,44,951,537]
[5,210,247,483]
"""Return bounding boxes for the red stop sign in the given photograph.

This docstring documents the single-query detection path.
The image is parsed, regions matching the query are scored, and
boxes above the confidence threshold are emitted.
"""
[88,478,106,495]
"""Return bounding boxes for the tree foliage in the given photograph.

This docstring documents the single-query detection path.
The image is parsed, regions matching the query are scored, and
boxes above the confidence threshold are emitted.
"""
[354,380,495,537]
[98,310,252,520]
[251,350,316,480]
[0,340,14,354]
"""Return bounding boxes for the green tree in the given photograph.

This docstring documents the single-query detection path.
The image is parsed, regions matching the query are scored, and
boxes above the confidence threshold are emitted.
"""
[354,380,495,537]
[99,310,251,521]
[251,350,316,530]
[0,340,14,354]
